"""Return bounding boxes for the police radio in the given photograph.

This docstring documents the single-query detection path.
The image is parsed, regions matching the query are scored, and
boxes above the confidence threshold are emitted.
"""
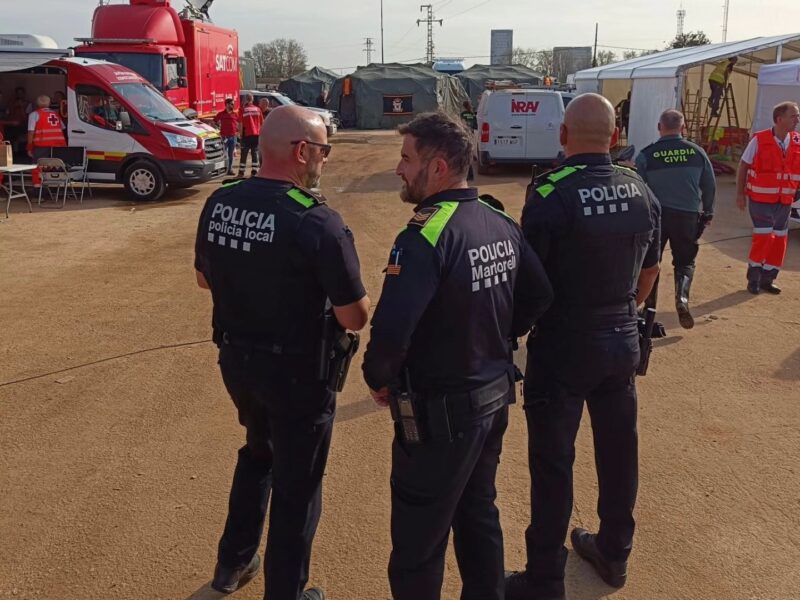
[389,370,425,445]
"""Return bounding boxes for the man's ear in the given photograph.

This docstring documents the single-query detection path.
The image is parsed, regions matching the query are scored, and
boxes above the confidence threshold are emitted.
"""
[559,123,568,147]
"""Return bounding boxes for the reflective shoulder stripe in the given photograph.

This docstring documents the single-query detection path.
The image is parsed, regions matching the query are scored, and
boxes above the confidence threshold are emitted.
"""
[614,164,638,176]
[546,164,586,183]
[221,179,244,188]
[536,183,556,198]
[419,201,458,247]
[287,188,316,208]
[478,198,516,223]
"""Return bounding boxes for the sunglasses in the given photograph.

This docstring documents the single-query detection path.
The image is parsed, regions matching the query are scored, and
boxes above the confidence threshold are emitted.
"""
[291,139,332,158]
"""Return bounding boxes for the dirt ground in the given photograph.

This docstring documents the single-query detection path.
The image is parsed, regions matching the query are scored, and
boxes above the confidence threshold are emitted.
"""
[1,130,799,600]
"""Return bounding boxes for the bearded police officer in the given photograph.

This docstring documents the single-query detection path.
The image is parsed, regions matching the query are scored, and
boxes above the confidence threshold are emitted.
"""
[363,112,553,600]
[636,109,716,328]
[505,94,661,600]
[195,105,370,600]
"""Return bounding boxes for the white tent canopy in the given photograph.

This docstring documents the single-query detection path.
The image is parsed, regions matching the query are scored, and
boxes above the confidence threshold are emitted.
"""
[752,59,800,132]
[575,34,800,152]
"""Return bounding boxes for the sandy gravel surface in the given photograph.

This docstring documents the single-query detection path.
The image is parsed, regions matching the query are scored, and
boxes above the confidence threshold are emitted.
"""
[1,130,798,599]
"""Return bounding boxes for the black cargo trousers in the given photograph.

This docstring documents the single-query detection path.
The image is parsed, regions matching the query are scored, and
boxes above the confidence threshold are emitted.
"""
[388,389,510,600]
[522,321,640,589]
[216,343,334,600]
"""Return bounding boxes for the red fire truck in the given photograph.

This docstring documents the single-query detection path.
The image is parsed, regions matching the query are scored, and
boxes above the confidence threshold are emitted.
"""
[75,0,239,119]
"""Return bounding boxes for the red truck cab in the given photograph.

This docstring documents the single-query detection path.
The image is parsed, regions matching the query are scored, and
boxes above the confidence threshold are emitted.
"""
[74,0,239,119]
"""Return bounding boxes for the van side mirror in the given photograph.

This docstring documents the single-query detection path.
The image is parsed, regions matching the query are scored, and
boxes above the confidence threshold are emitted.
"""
[178,77,188,88]
[177,58,187,77]
[120,110,131,129]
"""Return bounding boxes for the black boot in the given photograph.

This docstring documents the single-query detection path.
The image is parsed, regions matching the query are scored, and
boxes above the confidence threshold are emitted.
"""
[571,528,628,589]
[675,270,694,329]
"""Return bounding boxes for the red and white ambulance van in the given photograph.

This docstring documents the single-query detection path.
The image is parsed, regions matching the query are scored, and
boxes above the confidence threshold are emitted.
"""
[1,45,225,201]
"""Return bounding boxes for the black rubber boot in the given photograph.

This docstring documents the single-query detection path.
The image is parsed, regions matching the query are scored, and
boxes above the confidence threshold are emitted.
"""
[675,269,694,329]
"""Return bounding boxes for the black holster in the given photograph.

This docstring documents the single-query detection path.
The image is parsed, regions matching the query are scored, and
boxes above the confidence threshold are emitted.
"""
[390,372,510,444]
[317,309,360,392]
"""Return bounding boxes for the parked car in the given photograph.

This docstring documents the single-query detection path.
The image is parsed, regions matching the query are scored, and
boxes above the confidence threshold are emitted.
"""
[239,90,338,136]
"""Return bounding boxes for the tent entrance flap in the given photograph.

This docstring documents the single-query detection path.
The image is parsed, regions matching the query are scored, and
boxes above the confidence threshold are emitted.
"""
[628,78,679,153]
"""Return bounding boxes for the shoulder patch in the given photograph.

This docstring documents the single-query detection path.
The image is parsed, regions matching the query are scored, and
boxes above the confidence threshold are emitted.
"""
[408,205,440,227]
[546,164,586,183]
[407,201,459,247]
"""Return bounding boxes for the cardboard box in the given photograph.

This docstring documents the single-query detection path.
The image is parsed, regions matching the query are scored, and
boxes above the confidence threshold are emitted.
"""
[0,141,12,167]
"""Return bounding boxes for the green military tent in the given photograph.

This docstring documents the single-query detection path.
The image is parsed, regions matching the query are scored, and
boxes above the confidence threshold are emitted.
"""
[456,64,544,106]
[278,66,340,107]
[328,63,469,129]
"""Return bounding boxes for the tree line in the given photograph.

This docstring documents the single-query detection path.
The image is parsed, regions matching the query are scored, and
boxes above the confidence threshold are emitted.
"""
[512,31,711,75]
[243,38,308,80]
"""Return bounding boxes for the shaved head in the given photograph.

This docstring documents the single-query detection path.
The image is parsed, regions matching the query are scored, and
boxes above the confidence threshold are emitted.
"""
[562,93,617,154]
[258,105,329,188]
[659,109,685,134]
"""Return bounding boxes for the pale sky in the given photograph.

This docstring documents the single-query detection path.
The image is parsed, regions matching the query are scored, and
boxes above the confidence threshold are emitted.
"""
[3,0,798,74]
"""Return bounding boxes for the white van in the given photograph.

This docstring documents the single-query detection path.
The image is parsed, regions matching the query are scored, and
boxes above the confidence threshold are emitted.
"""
[475,88,573,173]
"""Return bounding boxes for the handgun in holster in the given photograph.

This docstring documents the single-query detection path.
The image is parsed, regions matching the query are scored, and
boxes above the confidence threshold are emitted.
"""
[636,307,665,376]
[317,306,361,392]
[389,370,426,445]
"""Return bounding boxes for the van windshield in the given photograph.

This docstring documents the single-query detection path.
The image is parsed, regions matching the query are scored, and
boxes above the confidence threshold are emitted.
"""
[79,52,163,90]
[112,82,187,123]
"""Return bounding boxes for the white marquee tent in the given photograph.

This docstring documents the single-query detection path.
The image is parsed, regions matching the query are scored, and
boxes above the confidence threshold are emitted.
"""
[752,59,800,132]
[575,34,800,152]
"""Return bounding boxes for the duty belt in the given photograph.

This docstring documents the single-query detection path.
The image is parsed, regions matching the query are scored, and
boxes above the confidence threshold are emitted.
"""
[442,372,512,418]
[216,330,309,355]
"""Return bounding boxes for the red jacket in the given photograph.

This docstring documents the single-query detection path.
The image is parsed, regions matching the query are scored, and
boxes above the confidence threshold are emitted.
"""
[746,128,800,205]
[240,103,264,137]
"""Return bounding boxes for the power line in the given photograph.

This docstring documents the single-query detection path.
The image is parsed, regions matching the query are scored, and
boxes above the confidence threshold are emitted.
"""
[417,4,443,63]
[441,0,492,20]
[363,37,375,64]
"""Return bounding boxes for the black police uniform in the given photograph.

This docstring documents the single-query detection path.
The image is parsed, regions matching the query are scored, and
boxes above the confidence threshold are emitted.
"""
[362,188,553,600]
[194,177,366,600]
[635,135,716,313]
[518,154,660,596]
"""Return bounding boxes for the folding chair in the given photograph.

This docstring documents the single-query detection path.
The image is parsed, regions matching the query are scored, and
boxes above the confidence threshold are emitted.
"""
[51,146,92,202]
[37,157,80,208]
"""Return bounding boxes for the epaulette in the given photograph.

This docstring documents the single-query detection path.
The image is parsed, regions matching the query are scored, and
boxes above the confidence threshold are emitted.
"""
[613,164,639,177]
[287,186,326,208]
[478,194,517,223]
[406,201,459,247]
[533,164,586,198]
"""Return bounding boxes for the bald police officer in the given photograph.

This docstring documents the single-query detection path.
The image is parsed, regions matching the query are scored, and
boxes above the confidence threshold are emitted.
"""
[506,94,661,600]
[195,105,369,600]
[636,109,716,328]
[363,112,553,600]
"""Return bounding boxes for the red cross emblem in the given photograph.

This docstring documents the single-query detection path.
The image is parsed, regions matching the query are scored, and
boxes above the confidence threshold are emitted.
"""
[47,113,60,126]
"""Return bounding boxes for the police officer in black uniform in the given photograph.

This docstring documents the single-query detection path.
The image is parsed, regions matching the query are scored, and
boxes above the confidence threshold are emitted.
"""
[505,93,661,600]
[636,109,716,329]
[362,112,553,600]
[194,105,370,600]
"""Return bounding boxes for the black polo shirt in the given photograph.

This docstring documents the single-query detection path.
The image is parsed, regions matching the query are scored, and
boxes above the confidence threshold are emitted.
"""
[363,187,553,393]
[194,177,366,351]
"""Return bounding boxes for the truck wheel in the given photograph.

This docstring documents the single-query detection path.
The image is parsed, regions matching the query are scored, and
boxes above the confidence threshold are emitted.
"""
[123,160,165,201]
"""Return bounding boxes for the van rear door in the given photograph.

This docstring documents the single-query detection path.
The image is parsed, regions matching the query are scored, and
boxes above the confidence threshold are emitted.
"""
[522,92,562,161]
[488,91,526,159]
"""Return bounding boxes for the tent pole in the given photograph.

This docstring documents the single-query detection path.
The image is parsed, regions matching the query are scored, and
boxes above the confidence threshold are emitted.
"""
[776,45,783,63]
[381,0,385,63]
